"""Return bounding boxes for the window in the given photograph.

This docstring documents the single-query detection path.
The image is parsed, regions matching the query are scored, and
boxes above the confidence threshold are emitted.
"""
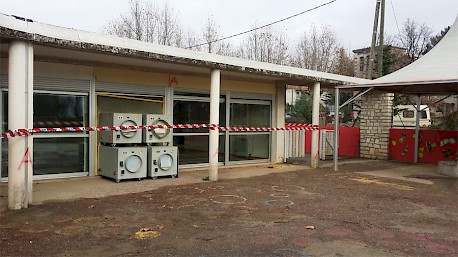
[1,91,89,178]
[359,56,365,72]
[229,134,269,161]
[34,93,88,128]
[34,137,88,175]
[366,56,370,72]
[230,102,270,127]
[1,91,7,177]
[173,100,225,133]
[420,110,428,119]
[229,101,271,162]
[403,110,415,118]
[173,135,225,165]
[173,97,225,164]
[172,92,272,166]
[34,92,89,176]
[1,139,6,178]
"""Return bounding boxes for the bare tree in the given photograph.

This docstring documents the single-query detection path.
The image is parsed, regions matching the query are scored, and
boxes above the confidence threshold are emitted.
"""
[396,18,433,63]
[293,25,341,72]
[239,25,289,65]
[198,16,238,56]
[333,47,354,76]
[104,0,151,41]
[180,30,201,51]
[104,0,181,46]
[201,16,220,53]
[156,2,179,46]
[215,41,239,57]
[143,1,158,42]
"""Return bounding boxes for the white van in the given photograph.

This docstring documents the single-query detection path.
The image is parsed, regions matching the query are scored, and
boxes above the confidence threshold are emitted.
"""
[392,105,431,128]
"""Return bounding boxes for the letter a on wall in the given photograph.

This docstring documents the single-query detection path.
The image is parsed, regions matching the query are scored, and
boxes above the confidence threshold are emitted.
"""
[169,76,178,86]
[18,147,33,170]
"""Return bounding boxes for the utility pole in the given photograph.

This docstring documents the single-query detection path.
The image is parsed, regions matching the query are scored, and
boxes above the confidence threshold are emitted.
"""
[367,0,381,79]
[378,0,385,77]
[368,0,386,79]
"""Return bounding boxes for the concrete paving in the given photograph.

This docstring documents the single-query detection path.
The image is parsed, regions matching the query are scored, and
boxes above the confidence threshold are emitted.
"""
[0,162,310,211]
[356,164,449,185]
[0,158,448,212]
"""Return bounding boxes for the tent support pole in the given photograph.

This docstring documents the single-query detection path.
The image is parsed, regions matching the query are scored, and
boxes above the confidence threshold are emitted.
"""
[340,87,374,109]
[333,87,340,171]
[429,95,453,106]
[414,95,421,163]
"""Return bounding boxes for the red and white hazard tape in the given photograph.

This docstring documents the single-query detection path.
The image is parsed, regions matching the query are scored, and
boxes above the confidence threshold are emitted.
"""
[34,121,84,127]
[1,123,318,139]
[214,125,318,132]
[285,123,314,127]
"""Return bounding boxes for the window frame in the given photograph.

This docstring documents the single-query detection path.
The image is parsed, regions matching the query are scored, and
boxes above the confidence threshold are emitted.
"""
[1,89,90,180]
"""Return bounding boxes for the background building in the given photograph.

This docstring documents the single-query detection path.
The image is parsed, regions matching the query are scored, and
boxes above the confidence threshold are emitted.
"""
[353,46,408,79]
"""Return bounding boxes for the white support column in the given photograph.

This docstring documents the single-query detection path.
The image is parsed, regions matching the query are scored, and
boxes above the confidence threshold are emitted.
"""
[311,82,320,168]
[271,83,285,163]
[89,77,96,176]
[209,69,220,181]
[8,41,33,210]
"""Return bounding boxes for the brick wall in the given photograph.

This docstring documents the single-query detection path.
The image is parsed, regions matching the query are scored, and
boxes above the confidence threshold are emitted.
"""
[359,91,394,159]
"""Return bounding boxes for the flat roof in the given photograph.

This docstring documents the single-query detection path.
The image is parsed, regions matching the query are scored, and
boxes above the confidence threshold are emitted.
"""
[0,13,369,87]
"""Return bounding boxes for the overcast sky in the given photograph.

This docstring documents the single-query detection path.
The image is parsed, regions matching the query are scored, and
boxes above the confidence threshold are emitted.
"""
[0,0,457,50]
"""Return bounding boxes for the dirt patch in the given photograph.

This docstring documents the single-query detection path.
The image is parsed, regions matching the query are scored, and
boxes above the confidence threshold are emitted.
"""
[1,163,457,257]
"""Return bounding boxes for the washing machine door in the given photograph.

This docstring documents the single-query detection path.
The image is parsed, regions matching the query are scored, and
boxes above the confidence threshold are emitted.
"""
[151,119,171,139]
[158,153,174,171]
[125,155,143,173]
[121,120,138,138]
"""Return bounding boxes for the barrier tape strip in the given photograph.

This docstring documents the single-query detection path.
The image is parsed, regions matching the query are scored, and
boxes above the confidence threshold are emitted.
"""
[214,126,317,132]
[1,123,318,139]
[286,123,313,127]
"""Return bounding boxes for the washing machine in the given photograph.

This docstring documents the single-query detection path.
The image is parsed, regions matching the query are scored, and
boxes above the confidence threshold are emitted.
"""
[143,114,173,145]
[147,146,178,179]
[99,113,142,145]
[98,145,147,182]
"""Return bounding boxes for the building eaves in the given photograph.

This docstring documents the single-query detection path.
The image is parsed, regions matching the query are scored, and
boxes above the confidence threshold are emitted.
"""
[0,14,369,86]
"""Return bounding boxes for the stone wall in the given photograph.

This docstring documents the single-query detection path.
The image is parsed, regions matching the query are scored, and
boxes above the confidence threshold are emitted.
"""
[359,91,394,159]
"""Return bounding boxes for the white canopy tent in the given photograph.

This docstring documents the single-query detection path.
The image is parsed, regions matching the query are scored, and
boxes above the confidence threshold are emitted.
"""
[333,15,458,171]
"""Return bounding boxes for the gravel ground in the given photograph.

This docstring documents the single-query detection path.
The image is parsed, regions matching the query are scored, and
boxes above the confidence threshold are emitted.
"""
[1,162,457,257]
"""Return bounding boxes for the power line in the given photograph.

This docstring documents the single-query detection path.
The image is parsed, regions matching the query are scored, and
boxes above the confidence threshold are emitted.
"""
[389,0,401,35]
[389,0,406,48]
[186,0,338,49]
